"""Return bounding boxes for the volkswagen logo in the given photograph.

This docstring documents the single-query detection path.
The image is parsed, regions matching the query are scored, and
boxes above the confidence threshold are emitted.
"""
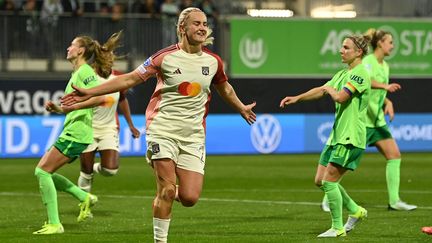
[251,114,281,154]
[239,34,268,69]
[317,121,333,144]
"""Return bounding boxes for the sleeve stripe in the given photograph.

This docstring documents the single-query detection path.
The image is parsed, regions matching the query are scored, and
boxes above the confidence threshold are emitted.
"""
[345,82,357,92]
[343,87,353,96]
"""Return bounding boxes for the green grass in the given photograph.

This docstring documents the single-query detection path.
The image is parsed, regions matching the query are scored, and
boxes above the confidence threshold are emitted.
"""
[0,153,431,242]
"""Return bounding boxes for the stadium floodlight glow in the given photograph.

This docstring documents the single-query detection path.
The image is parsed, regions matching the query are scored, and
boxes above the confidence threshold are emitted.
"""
[311,10,357,18]
[247,9,294,18]
[311,4,357,18]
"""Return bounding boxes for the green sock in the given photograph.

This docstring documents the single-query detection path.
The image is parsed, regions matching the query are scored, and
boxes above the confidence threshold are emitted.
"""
[35,167,60,224]
[52,173,88,202]
[338,184,359,215]
[322,180,343,230]
[386,159,401,205]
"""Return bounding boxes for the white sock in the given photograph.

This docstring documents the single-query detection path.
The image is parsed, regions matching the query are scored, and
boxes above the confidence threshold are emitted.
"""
[93,162,102,173]
[153,217,170,243]
[77,171,93,192]
[100,167,118,176]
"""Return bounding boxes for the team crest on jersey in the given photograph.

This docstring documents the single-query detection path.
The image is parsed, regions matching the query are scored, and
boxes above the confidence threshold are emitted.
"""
[202,66,209,76]
[151,143,160,154]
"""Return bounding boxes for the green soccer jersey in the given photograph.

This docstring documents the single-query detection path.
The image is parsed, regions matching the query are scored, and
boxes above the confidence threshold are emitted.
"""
[363,54,389,128]
[324,63,371,149]
[59,63,99,144]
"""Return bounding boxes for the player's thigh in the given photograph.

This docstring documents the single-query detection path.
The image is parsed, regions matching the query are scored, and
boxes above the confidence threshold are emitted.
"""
[176,167,204,199]
[38,138,88,172]
[80,151,96,171]
[314,164,327,186]
[99,149,119,169]
[323,163,348,182]
[37,146,70,172]
[375,138,401,159]
[153,158,177,190]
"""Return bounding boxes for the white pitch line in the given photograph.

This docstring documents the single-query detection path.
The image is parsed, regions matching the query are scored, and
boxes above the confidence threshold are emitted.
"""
[2,191,432,210]
[203,188,432,194]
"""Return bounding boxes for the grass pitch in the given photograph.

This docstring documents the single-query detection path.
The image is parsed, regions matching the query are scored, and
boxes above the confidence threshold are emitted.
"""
[0,153,431,242]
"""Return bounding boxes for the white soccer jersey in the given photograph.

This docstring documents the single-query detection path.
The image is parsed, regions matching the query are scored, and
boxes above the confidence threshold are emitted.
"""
[92,74,120,132]
[135,44,227,143]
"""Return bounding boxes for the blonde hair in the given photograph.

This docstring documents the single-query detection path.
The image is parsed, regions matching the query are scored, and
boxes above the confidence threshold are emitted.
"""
[347,34,371,58]
[76,30,123,78]
[365,28,392,50]
[176,7,214,46]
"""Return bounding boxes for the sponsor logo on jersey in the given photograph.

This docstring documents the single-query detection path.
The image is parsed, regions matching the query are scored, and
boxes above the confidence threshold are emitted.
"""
[350,74,364,84]
[83,75,96,85]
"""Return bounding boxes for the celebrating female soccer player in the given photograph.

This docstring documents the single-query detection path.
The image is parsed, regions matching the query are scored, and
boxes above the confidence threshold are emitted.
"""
[61,7,256,242]
[33,31,121,234]
[77,70,141,193]
[280,34,371,238]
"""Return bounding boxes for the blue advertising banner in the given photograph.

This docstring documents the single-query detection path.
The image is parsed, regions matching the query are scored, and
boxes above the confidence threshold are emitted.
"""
[1,114,432,158]
[303,114,432,152]
[0,115,147,158]
[206,114,304,154]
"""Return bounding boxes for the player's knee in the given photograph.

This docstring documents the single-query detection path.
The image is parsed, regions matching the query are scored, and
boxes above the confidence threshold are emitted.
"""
[314,179,323,188]
[388,152,401,160]
[160,185,176,202]
[314,175,323,187]
[178,193,199,207]
[100,167,118,176]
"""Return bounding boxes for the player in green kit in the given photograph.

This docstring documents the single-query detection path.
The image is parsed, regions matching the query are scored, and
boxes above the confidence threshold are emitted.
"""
[363,28,416,211]
[320,29,416,212]
[33,32,122,235]
[280,34,371,237]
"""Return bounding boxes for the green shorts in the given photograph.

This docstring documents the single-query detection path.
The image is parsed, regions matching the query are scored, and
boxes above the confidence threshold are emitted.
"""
[53,137,90,162]
[367,125,393,146]
[319,144,364,171]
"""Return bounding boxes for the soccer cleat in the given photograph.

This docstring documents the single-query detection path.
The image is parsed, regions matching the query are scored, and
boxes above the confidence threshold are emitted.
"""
[317,228,346,238]
[33,222,64,235]
[321,198,330,212]
[344,206,367,232]
[422,226,432,235]
[388,200,417,211]
[77,193,98,222]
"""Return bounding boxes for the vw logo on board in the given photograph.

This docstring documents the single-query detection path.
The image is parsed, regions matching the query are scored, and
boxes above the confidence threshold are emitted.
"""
[251,114,282,154]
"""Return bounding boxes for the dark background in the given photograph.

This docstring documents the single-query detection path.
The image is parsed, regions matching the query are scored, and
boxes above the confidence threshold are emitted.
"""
[1,77,429,115]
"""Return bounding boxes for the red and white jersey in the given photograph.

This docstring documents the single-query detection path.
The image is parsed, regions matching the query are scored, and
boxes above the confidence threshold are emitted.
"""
[134,44,227,143]
[92,74,121,132]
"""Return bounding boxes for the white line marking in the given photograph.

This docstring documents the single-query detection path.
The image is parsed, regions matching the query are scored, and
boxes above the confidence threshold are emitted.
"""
[1,191,431,210]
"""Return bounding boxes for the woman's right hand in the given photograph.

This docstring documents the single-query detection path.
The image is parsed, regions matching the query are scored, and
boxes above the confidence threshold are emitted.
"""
[45,101,64,114]
[279,96,299,108]
[61,84,92,106]
[386,83,402,93]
